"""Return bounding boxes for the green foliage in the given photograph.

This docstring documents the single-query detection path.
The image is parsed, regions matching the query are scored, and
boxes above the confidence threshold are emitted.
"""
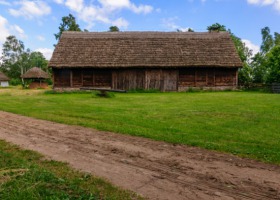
[54,14,82,43]
[0,140,141,200]
[250,27,280,84]
[266,46,280,83]
[207,23,226,32]
[238,64,253,88]
[260,27,274,54]
[187,28,194,32]
[92,91,115,98]
[0,35,49,80]
[0,90,280,164]
[9,78,22,86]
[109,26,120,32]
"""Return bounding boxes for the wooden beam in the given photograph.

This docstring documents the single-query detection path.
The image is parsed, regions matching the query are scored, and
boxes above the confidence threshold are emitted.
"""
[70,70,73,87]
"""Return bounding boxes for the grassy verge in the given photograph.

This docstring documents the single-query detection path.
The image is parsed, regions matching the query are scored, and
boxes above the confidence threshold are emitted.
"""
[0,88,280,164]
[0,140,141,200]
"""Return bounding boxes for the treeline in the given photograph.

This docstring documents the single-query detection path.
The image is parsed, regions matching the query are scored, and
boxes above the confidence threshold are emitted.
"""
[0,36,48,85]
[239,27,280,87]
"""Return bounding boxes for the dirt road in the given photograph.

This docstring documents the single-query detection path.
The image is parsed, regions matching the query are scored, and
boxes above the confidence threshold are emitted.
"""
[0,111,279,200]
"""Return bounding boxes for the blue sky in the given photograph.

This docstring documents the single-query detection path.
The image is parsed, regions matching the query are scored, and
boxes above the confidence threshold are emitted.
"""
[0,0,279,60]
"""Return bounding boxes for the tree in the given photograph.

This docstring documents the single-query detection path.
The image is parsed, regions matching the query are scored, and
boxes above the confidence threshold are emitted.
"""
[265,46,280,83]
[250,27,280,84]
[109,26,120,32]
[0,35,25,82]
[0,35,48,85]
[260,27,274,55]
[207,23,226,32]
[54,14,81,42]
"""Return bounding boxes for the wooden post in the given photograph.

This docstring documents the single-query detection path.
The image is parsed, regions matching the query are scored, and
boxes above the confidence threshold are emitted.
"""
[194,69,197,87]
[70,70,73,87]
[52,70,55,88]
[214,68,216,87]
[235,69,238,87]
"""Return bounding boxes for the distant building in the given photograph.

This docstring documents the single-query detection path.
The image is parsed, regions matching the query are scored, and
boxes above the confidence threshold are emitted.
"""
[0,72,10,87]
[49,31,242,91]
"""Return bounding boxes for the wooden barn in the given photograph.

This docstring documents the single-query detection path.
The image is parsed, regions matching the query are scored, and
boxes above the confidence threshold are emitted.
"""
[49,31,243,91]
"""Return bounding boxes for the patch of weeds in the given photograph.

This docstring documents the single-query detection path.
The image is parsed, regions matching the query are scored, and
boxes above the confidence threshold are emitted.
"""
[92,91,115,98]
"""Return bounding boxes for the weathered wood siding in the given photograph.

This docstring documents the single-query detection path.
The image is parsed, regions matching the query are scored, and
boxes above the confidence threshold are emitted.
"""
[178,68,237,88]
[53,67,238,91]
[112,69,145,90]
[111,69,177,91]
[53,68,71,87]
[53,69,111,88]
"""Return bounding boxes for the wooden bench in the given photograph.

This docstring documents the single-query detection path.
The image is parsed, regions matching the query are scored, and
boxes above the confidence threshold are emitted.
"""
[80,87,127,96]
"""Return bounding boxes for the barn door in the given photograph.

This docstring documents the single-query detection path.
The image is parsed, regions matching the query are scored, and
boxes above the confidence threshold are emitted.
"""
[82,69,93,87]
[162,70,177,91]
[93,70,112,88]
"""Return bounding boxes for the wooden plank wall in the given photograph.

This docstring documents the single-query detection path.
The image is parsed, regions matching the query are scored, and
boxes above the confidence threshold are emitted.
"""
[53,67,238,91]
[112,69,177,91]
[178,68,237,87]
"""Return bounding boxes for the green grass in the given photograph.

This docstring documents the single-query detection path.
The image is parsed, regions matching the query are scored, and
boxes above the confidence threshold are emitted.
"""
[0,88,280,164]
[0,140,141,200]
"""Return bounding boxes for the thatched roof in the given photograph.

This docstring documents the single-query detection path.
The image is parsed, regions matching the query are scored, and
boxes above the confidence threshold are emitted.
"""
[0,72,10,81]
[49,31,243,68]
[21,67,50,79]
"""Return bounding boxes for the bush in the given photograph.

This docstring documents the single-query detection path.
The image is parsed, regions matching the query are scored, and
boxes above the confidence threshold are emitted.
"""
[9,78,22,86]
[92,91,115,98]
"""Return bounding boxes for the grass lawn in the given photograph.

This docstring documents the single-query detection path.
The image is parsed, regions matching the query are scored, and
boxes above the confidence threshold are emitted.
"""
[0,140,141,200]
[0,87,280,164]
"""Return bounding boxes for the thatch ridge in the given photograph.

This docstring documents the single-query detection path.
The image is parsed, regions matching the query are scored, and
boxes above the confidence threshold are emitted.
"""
[21,67,50,79]
[49,31,242,68]
[0,71,10,81]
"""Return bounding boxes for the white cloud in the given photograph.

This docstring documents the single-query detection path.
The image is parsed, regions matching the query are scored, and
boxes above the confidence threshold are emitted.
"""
[36,35,45,41]
[65,0,84,12]
[179,27,194,32]
[162,17,180,30]
[9,0,51,19]
[11,25,27,39]
[35,48,53,60]
[247,0,280,11]
[0,15,26,59]
[0,0,11,6]
[99,0,130,9]
[129,4,153,14]
[112,18,129,29]
[60,0,153,29]
[53,0,64,4]
[0,15,10,43]
[242,39,260,56]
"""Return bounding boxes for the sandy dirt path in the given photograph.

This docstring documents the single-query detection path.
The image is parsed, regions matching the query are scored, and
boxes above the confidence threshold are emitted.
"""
[0,111,279,200]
